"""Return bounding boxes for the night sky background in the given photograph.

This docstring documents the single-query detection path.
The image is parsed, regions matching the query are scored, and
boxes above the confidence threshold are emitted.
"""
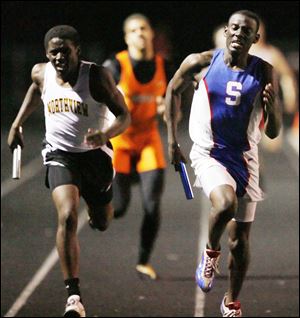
[1,1,299,122]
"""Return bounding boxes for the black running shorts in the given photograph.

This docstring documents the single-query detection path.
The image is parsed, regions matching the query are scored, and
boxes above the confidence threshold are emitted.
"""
[45,147,114,206]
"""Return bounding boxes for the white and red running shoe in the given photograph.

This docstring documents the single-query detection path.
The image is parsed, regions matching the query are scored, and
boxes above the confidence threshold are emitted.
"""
[220,294,242,317]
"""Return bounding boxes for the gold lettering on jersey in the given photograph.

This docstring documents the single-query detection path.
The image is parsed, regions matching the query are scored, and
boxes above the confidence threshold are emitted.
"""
[47,98,89,116]
[64,98,69,112]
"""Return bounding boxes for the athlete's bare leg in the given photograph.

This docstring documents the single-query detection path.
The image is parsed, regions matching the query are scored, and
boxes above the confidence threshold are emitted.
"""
[208,185,238,250]
[88,202,114,231]
[52,184,80,279]
[226,220,252,303]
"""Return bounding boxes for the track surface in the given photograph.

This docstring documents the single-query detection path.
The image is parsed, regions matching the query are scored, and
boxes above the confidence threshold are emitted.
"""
[1,119,299,317]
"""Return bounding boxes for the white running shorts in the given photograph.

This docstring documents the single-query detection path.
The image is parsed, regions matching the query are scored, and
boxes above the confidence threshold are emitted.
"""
[194,164,257,223]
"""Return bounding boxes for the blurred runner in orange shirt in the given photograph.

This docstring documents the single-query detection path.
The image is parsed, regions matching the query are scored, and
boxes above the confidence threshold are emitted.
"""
[103,13,175,280]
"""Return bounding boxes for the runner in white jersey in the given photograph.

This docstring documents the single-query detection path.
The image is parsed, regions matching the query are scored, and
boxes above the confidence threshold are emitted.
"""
[165,10,281,317]
[7,25,130,317]
[42,59,114,153]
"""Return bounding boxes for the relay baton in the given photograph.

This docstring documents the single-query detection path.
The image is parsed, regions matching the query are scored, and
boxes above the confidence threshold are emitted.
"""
[12,145,22,179]
[175,161,194,200]
[12,127,22,179]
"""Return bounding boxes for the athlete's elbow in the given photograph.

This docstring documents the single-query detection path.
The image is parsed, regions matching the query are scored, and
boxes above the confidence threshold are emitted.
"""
[124,112,131,128]
[265,125,281,139]
[117,110,131,130]
[266,131,279,139]
[165,80,174,97]
[265,131,277,139]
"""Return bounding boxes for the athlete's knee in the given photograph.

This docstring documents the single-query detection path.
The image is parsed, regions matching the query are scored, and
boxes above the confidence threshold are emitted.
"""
[211,185,237,215]
[57,205,78,231]
[112,196,130,219]
[113,173,131,218]
[146,210,160,223]
[228,235,249,252]
[88,205,113,231]
[142,206,161,232]
[212,194,237,221]
[228,235,249,268]
[143,195,161,215]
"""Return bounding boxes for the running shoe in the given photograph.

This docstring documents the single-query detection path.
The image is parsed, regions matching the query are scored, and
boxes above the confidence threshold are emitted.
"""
[195,248,220,292]
[136,264,158,280]
[64,295,86,317]
[220,294,242,317]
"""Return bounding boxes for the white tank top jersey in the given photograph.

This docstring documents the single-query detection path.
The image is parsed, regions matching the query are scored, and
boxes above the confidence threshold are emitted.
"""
[41,61,113,154]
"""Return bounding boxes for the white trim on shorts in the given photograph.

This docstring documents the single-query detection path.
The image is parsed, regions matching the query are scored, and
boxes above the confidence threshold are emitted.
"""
[194,165,257,223]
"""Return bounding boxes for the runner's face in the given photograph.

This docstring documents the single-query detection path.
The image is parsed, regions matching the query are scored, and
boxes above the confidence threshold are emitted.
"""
[225,13,259,55]
[46,38,80,77]
[124,18,154,51]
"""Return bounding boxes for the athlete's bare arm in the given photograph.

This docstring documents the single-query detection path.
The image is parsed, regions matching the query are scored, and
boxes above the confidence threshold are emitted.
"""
[262,62,282,139]
[84,64,131,147]
[271,47,298,114]
[7,63,46,150]
[165,51,213,165]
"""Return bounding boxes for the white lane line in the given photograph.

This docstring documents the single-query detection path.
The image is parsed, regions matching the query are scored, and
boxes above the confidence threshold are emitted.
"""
[1,156,43,198]
[4,208,88,317]
[194,193,209,317]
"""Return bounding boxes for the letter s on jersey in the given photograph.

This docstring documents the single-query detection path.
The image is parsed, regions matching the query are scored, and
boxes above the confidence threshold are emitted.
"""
[225,81,242,106]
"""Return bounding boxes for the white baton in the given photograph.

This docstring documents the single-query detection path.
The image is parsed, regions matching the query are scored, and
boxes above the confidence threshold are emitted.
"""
[12,127,22,179]
[12,145,22,179]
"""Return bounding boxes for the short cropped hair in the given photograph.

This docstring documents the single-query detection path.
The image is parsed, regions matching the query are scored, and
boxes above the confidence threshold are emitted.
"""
[123,13,152,34]
[44,25,80,49]
[229,10,260,32]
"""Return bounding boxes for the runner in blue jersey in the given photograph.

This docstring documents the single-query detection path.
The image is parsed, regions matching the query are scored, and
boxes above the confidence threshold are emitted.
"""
[165,10,282,317]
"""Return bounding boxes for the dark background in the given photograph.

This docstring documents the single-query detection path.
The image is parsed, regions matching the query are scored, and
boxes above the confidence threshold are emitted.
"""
[1,1,299,124]
[2,1,299,56]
